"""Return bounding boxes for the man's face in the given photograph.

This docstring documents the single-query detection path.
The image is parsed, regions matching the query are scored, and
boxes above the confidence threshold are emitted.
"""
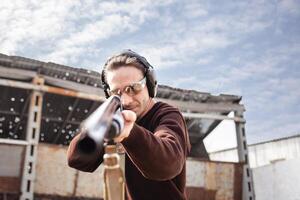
[106,66,150,118]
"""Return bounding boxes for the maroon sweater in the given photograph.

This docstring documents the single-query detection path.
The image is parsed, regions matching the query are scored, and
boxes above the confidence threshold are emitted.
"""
[67,102,191,200]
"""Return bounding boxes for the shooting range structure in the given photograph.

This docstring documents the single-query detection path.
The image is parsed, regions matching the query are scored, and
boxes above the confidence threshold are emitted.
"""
[0,53,254,200]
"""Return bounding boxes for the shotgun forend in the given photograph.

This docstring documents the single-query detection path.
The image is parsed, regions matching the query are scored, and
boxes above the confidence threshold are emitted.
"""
[77,95,124,154]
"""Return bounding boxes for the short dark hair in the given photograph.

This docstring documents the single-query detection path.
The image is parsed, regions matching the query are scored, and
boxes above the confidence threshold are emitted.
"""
[102,54,146,84]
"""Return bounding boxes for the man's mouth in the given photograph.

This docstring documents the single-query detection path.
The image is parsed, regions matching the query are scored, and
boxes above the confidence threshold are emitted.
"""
[124,106,136,111]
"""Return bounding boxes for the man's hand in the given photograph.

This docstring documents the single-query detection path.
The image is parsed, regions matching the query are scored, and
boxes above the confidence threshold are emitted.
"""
[114,110,136,143]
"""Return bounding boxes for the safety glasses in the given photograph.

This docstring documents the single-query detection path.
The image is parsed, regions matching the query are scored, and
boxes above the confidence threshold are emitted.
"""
[108,77,146,97]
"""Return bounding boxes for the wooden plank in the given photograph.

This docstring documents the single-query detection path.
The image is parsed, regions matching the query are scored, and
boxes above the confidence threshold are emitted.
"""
[0,66,36,80]
[0,67,105,98]
[0,139,28,146]
[0,78,105,102]
[44,76,105,96]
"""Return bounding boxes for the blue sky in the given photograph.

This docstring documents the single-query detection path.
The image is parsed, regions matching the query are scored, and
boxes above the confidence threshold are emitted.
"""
[1,0,299,144]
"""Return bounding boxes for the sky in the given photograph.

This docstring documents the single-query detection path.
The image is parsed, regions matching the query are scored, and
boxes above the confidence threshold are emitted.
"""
[1,0,299,146]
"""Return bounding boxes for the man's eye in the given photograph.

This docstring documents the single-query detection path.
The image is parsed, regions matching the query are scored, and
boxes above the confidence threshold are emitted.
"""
[124,86,134,93]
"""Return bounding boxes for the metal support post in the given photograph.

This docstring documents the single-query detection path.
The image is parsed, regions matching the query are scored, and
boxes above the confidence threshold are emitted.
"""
[235,111,255,200]
[19,77,44,200]
[103,144,125,200]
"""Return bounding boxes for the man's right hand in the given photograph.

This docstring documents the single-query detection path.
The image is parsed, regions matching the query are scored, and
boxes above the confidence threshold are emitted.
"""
[114,110,136,143]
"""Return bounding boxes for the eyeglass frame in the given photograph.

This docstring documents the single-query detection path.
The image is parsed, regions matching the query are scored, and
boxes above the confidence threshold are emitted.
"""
[107,76,147,97]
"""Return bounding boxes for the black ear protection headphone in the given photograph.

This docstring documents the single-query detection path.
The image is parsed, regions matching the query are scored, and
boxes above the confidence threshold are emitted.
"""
[101,49,158,99]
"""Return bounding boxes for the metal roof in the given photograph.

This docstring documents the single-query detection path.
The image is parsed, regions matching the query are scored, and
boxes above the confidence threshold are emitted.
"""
[0,53,242,104]
[0,53,245,158]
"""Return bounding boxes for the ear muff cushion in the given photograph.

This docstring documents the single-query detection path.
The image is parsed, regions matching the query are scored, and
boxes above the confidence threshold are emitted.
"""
[101,70,110,98]
[145,67,157,98]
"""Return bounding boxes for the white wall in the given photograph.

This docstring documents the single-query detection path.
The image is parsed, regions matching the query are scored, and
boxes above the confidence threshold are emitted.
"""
[252,157,300,200]
[203,112,237,153]
[209,135,300,168]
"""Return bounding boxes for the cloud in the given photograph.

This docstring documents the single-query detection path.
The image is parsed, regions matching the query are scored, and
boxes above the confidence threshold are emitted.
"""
[169,76,197,88]
[196,55,214,65]
[0,0,171,62]
[0,0,274,68]
[119,1,274,70]
[183,1,208,19]
[247,111,300,143]
[278,0,300,15]
[0,0,78,54]
[128,33,234,70]
[42,14,138,64]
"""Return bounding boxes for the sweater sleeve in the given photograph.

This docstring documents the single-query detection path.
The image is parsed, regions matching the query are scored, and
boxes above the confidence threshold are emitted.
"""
[121,110,190,181]
[67,133,104,172]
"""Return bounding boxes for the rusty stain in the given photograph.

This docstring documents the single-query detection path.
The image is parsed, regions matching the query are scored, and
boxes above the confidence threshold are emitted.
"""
[186,187,216,200]
[0,177,20,193]
[188,159,242,200]
[234,163,243,200]
[44,85,104,102]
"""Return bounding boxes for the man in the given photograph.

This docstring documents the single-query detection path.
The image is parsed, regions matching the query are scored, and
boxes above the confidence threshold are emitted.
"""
[67,50,191,200]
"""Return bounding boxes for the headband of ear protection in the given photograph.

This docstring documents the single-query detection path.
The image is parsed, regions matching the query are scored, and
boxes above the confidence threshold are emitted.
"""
[101,49,158,98]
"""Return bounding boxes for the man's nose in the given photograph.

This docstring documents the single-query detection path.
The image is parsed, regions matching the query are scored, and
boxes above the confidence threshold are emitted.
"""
[120,92,132,107]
